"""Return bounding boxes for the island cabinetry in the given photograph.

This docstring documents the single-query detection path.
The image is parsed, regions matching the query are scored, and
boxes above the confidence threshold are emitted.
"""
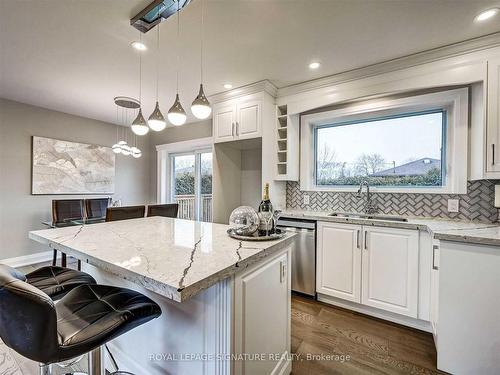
[317,222,419,319]
[233,247,291,375]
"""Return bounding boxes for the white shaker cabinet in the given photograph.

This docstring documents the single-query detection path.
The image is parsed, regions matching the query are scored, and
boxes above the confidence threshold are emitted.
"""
[487,57,500,172]
[213,103,236,143]
[213,94,263,143]
[361,226,419,318]
[317,222,362,303]
[233,246,291,375]
[317,222,419,319]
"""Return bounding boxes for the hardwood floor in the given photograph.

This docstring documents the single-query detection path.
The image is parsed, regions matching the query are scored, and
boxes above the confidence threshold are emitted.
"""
[291,294,445,375]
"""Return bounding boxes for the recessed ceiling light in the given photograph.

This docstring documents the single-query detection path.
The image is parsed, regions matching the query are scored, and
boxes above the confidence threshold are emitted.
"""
[223,83,233,89]
[475,8,499,22]
[309,61,321,70]
[131,41,147,51]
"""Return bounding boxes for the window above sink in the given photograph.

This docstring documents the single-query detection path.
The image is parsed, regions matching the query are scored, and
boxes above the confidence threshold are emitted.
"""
[300,88,469,194]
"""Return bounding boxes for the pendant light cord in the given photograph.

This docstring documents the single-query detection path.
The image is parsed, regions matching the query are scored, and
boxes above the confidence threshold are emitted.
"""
[156,7,160,101]
[176,0,180,93]
[200,0,204,84]
[139,32,142,104]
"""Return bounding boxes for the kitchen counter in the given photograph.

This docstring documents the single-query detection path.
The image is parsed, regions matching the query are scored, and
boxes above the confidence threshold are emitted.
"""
[281,209,500,245]
[29,216,294,302]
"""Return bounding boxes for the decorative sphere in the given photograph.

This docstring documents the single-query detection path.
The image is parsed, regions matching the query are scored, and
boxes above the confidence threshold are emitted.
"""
[229,206,259,236]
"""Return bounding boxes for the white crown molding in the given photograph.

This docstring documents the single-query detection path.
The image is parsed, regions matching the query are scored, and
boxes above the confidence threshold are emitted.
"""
[208,80,278,103]
[277,32,500,98]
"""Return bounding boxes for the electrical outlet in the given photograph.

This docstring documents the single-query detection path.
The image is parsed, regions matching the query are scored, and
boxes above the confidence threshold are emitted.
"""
[447,199,459,213]
[303,194,310,205]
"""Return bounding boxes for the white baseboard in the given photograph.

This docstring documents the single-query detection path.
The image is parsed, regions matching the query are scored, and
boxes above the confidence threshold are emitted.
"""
[0,250,57,268]
[317,293,432,333]
[106,342,152,375]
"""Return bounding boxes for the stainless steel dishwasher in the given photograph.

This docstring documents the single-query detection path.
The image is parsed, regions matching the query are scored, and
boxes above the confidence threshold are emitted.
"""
[277,218,316,296]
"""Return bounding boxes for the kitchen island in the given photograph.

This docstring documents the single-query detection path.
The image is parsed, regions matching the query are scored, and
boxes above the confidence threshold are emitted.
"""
[29,216,295,375]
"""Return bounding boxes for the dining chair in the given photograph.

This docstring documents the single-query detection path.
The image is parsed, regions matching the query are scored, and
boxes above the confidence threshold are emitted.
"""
[51,199,85,268]
[85,197,111,219]
[146,204,179,218]
[105,205,146,222]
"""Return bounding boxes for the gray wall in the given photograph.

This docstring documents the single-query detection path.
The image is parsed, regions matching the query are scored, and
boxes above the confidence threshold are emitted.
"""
[148,119,212,200]
[0,99,152,259]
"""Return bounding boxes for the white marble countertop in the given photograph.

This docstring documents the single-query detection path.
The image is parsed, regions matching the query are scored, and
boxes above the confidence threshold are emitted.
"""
[281,209,500,246]
[29,217,295,302]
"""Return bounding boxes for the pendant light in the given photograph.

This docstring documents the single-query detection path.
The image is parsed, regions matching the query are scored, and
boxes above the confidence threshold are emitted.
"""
[131,33,149,136]
[112,106,122,154]
[148,8,166,131]
[167,0,187,126]
[191,0,211,119]
[131,135,142,158]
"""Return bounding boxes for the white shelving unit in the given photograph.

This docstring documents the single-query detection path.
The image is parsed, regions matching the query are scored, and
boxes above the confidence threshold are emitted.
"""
[275,105,299,181]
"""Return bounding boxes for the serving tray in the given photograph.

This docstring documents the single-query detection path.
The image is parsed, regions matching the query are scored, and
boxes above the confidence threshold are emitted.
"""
[227,228,285,241]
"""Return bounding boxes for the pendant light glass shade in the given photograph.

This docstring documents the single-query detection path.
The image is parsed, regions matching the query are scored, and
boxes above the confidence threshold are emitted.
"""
[131,109,149,135]
[167,94,187,126]
[112,143,122,154]
[148,101,167,131]
[191,84,211,119]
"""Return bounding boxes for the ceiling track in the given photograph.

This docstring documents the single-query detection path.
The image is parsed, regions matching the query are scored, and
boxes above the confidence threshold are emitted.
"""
[131,0,192,33]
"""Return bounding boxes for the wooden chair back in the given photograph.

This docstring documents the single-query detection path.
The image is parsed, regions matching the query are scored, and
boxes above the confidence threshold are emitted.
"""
[85,198,111,219]
[105,206,146,222]
[52,199,84,224]
[146,204,179,218]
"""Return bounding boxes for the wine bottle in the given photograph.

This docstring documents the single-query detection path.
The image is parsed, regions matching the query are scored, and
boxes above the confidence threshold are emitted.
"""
[258,183,274,236]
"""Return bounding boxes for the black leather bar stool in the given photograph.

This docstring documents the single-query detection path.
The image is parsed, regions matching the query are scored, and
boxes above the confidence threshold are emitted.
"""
[0,266,161,375]
[0,264,97,301]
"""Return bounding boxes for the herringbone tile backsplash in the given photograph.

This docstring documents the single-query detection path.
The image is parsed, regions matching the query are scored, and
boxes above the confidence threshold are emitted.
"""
[286,180,500,223]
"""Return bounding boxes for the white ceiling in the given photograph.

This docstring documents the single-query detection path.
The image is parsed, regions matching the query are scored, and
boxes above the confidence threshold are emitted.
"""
[1,0,500,126]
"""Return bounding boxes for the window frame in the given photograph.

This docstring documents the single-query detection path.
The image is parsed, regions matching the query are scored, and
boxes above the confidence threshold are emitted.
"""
[169,149,212,221]
[312,109,447,188]
[300,88,469,194]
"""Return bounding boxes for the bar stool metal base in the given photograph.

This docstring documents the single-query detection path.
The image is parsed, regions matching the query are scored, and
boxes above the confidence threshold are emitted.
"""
[39,364,52,375]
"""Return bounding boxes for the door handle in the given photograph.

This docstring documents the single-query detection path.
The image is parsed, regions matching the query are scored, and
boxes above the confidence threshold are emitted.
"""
[493,144,496,165]
[432,245,439,270]
[356,230,360,249]
[231,122,235,136]
[236,121,239,136]
[364,230,368,250]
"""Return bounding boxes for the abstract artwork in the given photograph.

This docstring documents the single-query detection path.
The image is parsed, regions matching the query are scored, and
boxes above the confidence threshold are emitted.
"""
[32,136,115,194]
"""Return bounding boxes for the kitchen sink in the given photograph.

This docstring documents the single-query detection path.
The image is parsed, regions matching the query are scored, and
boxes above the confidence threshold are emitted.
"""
[329,212,408,222]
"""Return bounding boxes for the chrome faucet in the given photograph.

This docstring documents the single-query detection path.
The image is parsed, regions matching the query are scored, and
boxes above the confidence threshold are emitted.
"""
[357,181,377,214]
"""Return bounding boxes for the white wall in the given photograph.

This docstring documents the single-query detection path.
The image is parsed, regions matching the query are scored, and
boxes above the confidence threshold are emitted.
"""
[240,148,262,208]
[0,99,152,259]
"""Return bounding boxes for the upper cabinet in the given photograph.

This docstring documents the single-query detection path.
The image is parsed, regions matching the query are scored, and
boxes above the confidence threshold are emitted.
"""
[487,57,500,173]
[213,93,263,143]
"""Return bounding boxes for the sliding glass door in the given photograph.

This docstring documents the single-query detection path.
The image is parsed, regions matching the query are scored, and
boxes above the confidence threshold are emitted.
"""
[170,150,212,222]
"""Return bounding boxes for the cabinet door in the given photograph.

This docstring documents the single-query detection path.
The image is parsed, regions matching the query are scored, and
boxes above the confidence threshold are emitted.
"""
[236,99,261,140]
[487,57,500,172]
[234,248,290,375]
[362,227,419,317]
[430,242,440,344]
[213,103,236,143]
[317,222,362,303]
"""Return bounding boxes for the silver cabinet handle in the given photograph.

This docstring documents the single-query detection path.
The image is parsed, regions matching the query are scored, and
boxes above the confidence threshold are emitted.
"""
[236,121,239,136]
[231,122,235,136]
[493,144,496,165]
[432,245,439,270]
[356,230,360,249]
[364,230,368,250]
